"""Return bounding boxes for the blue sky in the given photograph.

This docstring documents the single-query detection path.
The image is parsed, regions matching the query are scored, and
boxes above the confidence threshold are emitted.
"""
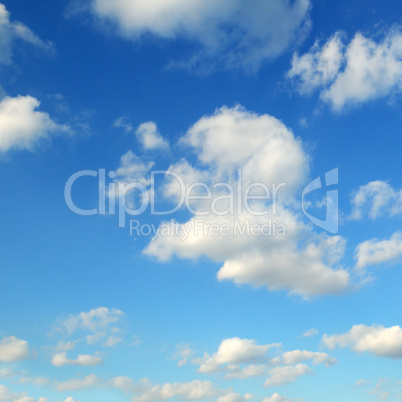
[1,0,402,401]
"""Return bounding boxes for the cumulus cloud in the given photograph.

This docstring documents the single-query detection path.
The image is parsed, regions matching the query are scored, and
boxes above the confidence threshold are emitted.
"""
[57,374,100,391]
[0,3,53,65]
[0,385,46,402]
[0,336,30,362]
[68,0,311,72]
[263,394,294,402]
[142,105,349,297]
[193,337,277,374]
[0,95,72,153]
[51,351,103,367]
[355,231,402,269]
[136,122,169,151]
[288,26,402,110]
[64,398,80,402]
[322,324,402,358]
[349,181,402,220]
[134,379,227,401]
[280,350,337,366]
[55,307,124,345]
[217,392,254,402]
[264,364,312,387]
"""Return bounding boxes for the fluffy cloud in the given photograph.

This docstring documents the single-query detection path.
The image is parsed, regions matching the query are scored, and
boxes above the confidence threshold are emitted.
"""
[349,181,402,220]
[0,336,30,362]
[217,393,254,402]
[56,307,124,345]
[0,385,47,402]
[51,352,103,367]
[136,122,169,151]
[68,0,311,72]
[280,350,337,366]
[263,394,294,402]
[288,27,402,110]
[193,337,277,374]
[355,231,402,269]
[0,3,53,65]
[134,379,227,401]
[322,324,402,358]
[0,95,71,153]
[264,364,312,387]
[143,105,349,297]
[64,398,80,402]
[57,374,100,391]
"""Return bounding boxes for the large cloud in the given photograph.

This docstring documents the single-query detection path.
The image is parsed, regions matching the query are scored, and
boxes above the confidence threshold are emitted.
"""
[322,324,402,358]
[0,95,71,153]
[68,0,311,72]
[288,26,402,110]
[141,105,349,297]
[0,3,53,65]
[0,336,30,362]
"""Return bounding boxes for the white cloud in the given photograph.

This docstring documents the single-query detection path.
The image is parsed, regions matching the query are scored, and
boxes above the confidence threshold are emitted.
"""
[264,364,312,387]
[193,337,276,374]
[134,379,227,401]
[56,307,124,345]
[302,328,318,337]
[103,335,123,347]
[64,398,80,402]
[0,336,30,362]
[51,351,103,367]
[322,324,402,358]
[280,350,337,366]
[0,95,71,153]
[57,374,100,391]
[0,385,46,402]
[288,32,344,94]
[355,231,402,269]
[68,0,311,72]
[143,105,350,297]
[173,343,194,367]
[263,394,294,402]
[288,26,402,110]
[109,376,134,392]
[349,181,402,220]
[0,3,53,65]
[217,392,254,402]
[225,365,267,380]
[136,122,169,151]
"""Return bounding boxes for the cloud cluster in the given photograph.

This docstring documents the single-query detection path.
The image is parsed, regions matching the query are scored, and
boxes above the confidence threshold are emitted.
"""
[0,385,47,402]
[322,324,402,358]
[140,105,349,297]
[0,95,71,153]
[192,337,335,388]
[68,0,311,72]
[263,394,294,402]
[349,181,402,220]
[288,27,402,110]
